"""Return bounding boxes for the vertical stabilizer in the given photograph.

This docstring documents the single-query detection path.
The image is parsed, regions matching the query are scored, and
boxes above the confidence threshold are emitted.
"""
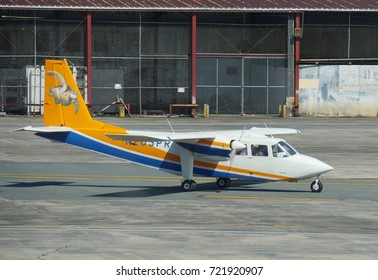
[44,59,95,128]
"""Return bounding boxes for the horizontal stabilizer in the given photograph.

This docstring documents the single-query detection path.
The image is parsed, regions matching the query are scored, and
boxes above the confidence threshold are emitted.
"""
[13,126,71,133]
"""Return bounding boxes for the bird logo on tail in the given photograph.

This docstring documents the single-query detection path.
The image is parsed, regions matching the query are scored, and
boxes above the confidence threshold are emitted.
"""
[47,71,79,114]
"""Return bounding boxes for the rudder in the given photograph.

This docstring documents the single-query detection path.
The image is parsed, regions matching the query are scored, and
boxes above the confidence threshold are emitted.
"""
[44,59,95,128]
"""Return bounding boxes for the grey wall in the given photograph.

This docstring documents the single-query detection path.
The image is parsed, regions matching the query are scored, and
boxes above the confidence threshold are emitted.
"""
[299,65,378,117]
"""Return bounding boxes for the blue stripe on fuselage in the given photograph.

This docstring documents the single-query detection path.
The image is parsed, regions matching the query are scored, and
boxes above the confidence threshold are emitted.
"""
[36,131,271,183]
[37,131,181,172]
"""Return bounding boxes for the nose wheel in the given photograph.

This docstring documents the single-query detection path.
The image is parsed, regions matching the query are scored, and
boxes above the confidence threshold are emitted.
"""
[310,179,323,193]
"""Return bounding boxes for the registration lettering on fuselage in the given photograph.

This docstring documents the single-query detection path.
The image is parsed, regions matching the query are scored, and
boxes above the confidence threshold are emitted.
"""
[125,140,171,148]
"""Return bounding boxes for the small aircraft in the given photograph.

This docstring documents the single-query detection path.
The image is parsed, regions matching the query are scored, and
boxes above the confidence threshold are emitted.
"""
[19,59,333,192]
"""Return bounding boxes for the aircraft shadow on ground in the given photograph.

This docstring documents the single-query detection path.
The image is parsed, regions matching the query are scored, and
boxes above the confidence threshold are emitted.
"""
[1,181,309,198]
[88,182,309,198]
[1,181,76,188]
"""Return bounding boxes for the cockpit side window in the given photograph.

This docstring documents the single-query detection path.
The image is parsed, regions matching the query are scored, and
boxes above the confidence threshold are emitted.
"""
[236,147,248,156]
[251,145,268,157]
[273,141,297,157]
[272,144,286,157]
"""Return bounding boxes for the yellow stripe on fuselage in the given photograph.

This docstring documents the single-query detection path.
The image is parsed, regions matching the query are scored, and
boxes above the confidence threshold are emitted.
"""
[78,128,293,181]
[193,159,294,181]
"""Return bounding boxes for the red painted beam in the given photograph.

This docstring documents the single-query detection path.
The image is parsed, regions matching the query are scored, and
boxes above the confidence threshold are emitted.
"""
[191,13,197,116]
[294,13,301,116]
[86,12,92,108]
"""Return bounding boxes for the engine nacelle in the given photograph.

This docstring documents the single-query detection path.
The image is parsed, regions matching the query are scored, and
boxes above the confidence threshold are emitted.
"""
[230,139,247,152]
[178,137,247,162]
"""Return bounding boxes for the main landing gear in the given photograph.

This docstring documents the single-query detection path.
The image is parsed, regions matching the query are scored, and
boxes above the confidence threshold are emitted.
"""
[181,179,197,192]
[310,179,323,193]
[216,178,231,188]
[181,178,231,192]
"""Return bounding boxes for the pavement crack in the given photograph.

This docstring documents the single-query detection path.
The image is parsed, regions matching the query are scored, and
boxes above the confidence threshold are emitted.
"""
[38,245,70,260]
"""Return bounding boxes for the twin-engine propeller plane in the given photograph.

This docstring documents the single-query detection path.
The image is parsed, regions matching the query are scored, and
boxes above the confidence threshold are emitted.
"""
[19,59,333,192]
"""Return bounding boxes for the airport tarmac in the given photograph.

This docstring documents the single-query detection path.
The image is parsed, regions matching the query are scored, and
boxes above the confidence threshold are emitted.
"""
[0,116,378,259]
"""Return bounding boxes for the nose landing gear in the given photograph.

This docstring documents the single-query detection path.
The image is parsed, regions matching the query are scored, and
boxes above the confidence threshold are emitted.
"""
[310,179,323,193]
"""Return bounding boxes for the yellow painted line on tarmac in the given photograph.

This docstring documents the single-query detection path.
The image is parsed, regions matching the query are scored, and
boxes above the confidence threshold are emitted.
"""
[328,179,378,186]
[0,173,177,181]
[275,179,378,187]
[203,195,339,201]
[0,173,213,183]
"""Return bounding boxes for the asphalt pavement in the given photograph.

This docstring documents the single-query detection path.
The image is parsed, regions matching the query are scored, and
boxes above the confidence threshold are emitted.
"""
[0,116,377,259]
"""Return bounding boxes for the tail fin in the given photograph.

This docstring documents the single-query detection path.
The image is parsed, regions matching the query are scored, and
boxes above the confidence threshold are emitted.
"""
[44,59,96,129]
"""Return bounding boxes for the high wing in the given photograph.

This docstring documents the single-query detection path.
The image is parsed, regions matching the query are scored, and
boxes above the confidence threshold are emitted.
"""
[106,127,300,142]
[250,127,300,135]
[106,131,217,143]
[107,130,246,162]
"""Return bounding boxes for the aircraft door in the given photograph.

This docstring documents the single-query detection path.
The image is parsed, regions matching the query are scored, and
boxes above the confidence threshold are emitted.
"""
[246,144,274,178]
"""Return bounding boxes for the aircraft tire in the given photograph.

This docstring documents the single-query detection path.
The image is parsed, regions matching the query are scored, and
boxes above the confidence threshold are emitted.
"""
[216,178,231,188]
[181,180,196,192]
[190,180,197,191]
[310,180,323,193]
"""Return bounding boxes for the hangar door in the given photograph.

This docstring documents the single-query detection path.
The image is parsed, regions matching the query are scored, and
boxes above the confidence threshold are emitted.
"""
[197,56,287,114]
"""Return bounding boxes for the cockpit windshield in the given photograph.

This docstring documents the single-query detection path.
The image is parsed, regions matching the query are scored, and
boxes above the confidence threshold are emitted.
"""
[272,141,297,158]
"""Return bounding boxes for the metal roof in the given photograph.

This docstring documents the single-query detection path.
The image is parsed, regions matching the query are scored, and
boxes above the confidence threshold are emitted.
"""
[1,0,378,12]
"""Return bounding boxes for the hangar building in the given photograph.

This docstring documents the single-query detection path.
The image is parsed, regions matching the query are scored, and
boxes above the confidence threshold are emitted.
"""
[1,1,378,117]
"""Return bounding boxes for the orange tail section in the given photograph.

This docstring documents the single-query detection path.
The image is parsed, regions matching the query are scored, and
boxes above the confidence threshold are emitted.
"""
[44,59,98,129]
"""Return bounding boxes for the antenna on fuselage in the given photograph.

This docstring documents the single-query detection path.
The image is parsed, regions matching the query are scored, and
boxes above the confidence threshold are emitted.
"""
[167,118,175,133]
[264,122,274,138]
[239,126,246,141]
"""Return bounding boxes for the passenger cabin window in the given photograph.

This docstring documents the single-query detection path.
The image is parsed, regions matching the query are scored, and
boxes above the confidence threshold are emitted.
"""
[272,141,297,158]
[251,145,268,157]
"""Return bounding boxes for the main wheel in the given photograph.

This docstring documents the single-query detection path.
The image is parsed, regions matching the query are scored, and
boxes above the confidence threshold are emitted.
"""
[216,178,231,188]
[310,180,323,193]
[181,180,196,192]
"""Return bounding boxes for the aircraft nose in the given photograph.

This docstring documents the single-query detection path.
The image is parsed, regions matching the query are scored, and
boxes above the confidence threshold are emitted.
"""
[278,154,333,180]
[306,156,333,175]
[316,161,333,174]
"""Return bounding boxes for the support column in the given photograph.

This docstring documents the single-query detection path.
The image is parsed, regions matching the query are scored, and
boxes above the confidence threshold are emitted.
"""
[86,12,92,108]
[294,13,301,116]
[287,15,295,113]
[191,13,197,116]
